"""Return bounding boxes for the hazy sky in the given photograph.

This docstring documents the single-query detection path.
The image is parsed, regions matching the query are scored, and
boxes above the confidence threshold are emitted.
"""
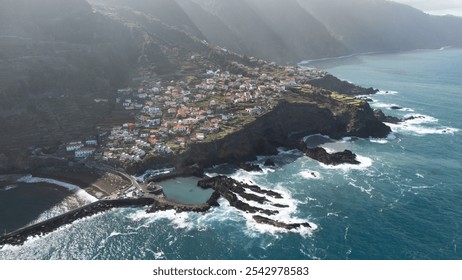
[394,0,462,16]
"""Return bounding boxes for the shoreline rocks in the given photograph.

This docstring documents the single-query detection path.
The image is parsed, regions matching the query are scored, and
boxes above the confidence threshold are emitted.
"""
[198,176,287,216]
[304,147,360,166]
[239,163,263,172]
[264,159,276,167]
[374,109,401,124]
[253,215,311,230]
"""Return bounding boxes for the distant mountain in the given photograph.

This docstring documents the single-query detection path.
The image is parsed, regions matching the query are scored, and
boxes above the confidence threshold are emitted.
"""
[90,0,462,64]
[182,0,348,63]
[91,0,205,39]
[296,0,462,53]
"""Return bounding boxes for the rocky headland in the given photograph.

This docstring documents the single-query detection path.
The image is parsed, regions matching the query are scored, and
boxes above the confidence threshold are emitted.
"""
[135,95,391,175]
[198,176,286,215]
[304,147,360,166]
[374,109,402,124]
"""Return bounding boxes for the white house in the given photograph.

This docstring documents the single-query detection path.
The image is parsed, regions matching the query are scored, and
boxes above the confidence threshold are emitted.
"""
[75,147,96,158]
[196,133,205,141]
[86,139,98,146]
[66,142,84,152]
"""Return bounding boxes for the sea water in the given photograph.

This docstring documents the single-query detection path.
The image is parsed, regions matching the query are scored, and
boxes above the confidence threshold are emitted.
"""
[1,48,461,260]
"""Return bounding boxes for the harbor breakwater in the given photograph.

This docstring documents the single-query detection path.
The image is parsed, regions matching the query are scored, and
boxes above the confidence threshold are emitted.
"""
[0,198,154,246]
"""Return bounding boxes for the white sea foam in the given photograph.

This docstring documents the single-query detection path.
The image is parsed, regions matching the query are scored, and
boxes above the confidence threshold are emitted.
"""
[372,102,414,112]
[410,185,433,190]
[373,102,400,108]
[416,173,425,179]
[386,121,459,136]
[299,170,322,180]
[203,180,316,237]
[154,250,166,260]
[327,212,340,217]
[403,114,438,124]
[30,195,90,224]
[369,138,388,144]
[376,90,399,95]
[348,181,374,196]
[127,209,194,230]
[387,132,397,140]
[245,182,316,237]
[17,175,97,203]
[319,155,373,171]
[384,113,459,135]
[1,185,18,191]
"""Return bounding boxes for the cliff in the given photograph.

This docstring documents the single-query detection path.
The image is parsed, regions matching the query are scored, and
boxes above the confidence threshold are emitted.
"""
[137,94,390,174]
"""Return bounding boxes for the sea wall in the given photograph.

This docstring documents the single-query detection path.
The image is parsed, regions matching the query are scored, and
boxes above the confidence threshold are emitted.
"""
[0,198,154,247]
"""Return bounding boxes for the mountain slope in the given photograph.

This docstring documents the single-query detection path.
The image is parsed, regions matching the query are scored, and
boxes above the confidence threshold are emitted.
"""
[0,0,216,157]
[107,0,462,63]
[90,0,205,39]
[296,0,462,53]
[186,0,348,63]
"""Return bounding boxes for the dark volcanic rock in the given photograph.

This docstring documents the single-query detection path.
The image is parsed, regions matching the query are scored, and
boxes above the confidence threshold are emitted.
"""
[374,109,401,124]
[357,96,374,102]
[264,159,276,167]
[159,100,391,175]
[252,215,311,230]
[304,147,360,166]
[404,115,425,122]
[240,163,263,172]
[198,176,288,215]
[307,74,378,96]
[390,106,403,110]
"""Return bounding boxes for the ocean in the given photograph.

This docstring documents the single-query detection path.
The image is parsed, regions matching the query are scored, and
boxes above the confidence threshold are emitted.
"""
[1,48,461,260]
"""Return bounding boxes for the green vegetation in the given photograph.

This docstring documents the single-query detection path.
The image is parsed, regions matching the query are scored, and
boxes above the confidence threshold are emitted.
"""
[330,92,365,107]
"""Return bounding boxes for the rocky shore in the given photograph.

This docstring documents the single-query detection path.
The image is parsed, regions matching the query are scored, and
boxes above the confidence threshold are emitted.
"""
[304,147,360,166]
[0,175,308,246]
[0,81,395,245]
[253,215,311,230]
[197,176,298,226]
[135,98,391,176]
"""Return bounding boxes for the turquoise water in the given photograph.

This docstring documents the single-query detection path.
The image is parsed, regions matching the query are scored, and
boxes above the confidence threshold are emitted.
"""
[1,48,461,260]
[160,177,215,205]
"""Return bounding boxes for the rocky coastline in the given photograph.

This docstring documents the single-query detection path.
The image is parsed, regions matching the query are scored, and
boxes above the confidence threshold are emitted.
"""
[304,147,360,166]
[134,98,391,176]
[0,175,305,246]
[0,83,395,245]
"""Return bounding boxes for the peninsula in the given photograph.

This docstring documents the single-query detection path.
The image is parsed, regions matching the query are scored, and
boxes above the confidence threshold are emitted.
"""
[0,61,392,246]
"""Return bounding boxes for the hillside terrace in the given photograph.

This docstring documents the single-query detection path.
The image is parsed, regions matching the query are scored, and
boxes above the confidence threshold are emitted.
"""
[76,65,334,164]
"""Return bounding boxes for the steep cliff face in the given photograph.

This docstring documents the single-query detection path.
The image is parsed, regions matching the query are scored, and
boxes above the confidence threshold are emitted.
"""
[137,99,390,173]
[0,0,213,155]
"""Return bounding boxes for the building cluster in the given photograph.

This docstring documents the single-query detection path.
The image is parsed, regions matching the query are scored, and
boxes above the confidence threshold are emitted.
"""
[65,139,98,158]
[95,64,327,163]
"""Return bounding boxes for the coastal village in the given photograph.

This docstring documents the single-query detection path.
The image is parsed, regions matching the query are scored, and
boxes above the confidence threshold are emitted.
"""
[63,58,328,166]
